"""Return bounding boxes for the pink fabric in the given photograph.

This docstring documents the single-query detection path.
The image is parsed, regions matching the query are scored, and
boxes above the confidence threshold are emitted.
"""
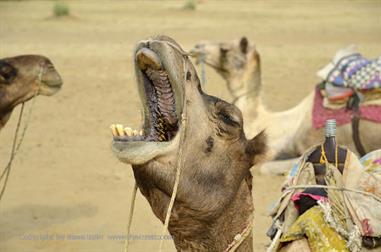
[312,87,381,129]
[291,192,327,203]
[361,218,374,236]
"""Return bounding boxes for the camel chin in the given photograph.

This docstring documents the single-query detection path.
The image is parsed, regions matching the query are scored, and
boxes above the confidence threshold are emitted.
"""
[38,77,63,96]
[38,85,62,96]
[112,132,181,165]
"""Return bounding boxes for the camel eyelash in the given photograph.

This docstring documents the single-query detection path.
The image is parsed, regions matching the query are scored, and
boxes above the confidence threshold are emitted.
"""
[218,111,239,127]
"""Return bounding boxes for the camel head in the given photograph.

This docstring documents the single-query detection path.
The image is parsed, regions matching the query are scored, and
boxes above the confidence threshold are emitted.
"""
[190,37,261,99]
[0,55,63,129]
[111,35,266,250]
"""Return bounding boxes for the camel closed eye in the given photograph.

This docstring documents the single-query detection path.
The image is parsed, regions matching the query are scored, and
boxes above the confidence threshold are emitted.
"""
[0,63,17,84]
[218,111,240,127]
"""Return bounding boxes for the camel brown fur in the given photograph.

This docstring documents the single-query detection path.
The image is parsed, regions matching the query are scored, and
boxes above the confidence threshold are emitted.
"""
[0,55,63,130]
[111,35,267,251]
[191,38,381,175]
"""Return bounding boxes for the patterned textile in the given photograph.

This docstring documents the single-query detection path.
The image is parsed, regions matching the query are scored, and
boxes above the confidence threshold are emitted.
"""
[326,54,381,90]
[317,45,381,91]
[350,150,381,236]
[312,86,381,129]
[360,149,381,172]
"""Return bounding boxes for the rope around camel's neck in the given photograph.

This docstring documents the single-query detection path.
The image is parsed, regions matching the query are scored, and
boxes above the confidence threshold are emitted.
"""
[0,64,43,203]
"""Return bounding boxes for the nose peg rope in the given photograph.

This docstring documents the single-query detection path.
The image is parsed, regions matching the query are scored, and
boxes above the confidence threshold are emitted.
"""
[0,64,43,204]
[123,40,189,252]
[124,182,138,252]
[0,103,25,202]
[157,51,191,252]
[123,111,188,252]
[158,109,187,252]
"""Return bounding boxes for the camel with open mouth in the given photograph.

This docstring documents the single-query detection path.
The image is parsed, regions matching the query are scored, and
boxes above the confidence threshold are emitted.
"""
[0,55,63,130]
[190,38,381,174]
[111,35,267,251]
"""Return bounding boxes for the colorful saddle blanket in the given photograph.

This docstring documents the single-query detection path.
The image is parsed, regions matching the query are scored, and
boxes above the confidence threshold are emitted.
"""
[327,53,381,90]
[317,45,381,101]
[312,86,381,129]
[317,45,381,90]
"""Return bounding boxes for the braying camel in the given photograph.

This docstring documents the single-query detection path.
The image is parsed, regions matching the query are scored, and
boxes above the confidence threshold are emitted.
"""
[111,35,267,251]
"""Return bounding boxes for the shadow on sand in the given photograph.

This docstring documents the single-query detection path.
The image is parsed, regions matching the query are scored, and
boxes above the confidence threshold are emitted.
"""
[0,203,98,241]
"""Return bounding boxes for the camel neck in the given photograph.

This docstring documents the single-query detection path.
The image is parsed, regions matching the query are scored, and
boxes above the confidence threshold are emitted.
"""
[170,180,254,251]
[229,65,314,157]
[231,57,264,120]
[230,60,271,139]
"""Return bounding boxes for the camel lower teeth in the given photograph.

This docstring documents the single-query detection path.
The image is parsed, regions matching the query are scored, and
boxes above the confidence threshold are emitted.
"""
[110,124,118,136]
[116,124,125,136]
[110,124,144,138]
[124,127,133,136]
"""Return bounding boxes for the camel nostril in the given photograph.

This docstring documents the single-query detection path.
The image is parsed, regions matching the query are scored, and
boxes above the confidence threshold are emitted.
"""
[186,71,191,81]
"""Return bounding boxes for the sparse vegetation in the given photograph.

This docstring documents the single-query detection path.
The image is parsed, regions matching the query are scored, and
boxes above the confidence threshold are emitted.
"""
[182,0,196,11]
[53,1,70,17]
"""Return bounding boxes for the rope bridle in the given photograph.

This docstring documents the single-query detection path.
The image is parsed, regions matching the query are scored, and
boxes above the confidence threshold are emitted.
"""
[190,48,228,84]
[124,40,253,252]
[0,63,44,204]
[224,213,254,252]
[194,50,254,107]
[231,89,259,106]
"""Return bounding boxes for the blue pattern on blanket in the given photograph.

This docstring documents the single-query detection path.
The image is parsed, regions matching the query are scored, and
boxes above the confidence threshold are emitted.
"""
[327,53,381,90]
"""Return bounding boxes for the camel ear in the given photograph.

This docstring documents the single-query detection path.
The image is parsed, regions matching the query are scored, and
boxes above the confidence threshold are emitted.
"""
[245,131,267,166]
[239,37,249,54]
[0,61,17,84]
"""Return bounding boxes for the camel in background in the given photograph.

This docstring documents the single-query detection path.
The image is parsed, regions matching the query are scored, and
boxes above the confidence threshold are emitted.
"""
[0,55,63,130]
[191,38,381,174]
[111,35,267,251]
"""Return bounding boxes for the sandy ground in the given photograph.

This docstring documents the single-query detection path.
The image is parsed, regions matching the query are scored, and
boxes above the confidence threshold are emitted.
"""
[0,1,380,251]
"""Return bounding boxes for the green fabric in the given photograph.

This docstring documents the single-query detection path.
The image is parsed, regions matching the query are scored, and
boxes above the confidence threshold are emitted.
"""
[280,206,349,252]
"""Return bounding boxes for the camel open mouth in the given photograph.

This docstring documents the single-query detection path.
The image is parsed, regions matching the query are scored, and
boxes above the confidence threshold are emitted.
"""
[111,44,183,165]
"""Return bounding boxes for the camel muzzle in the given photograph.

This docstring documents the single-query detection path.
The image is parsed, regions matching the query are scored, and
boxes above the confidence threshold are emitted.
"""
[111,39,187,165]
